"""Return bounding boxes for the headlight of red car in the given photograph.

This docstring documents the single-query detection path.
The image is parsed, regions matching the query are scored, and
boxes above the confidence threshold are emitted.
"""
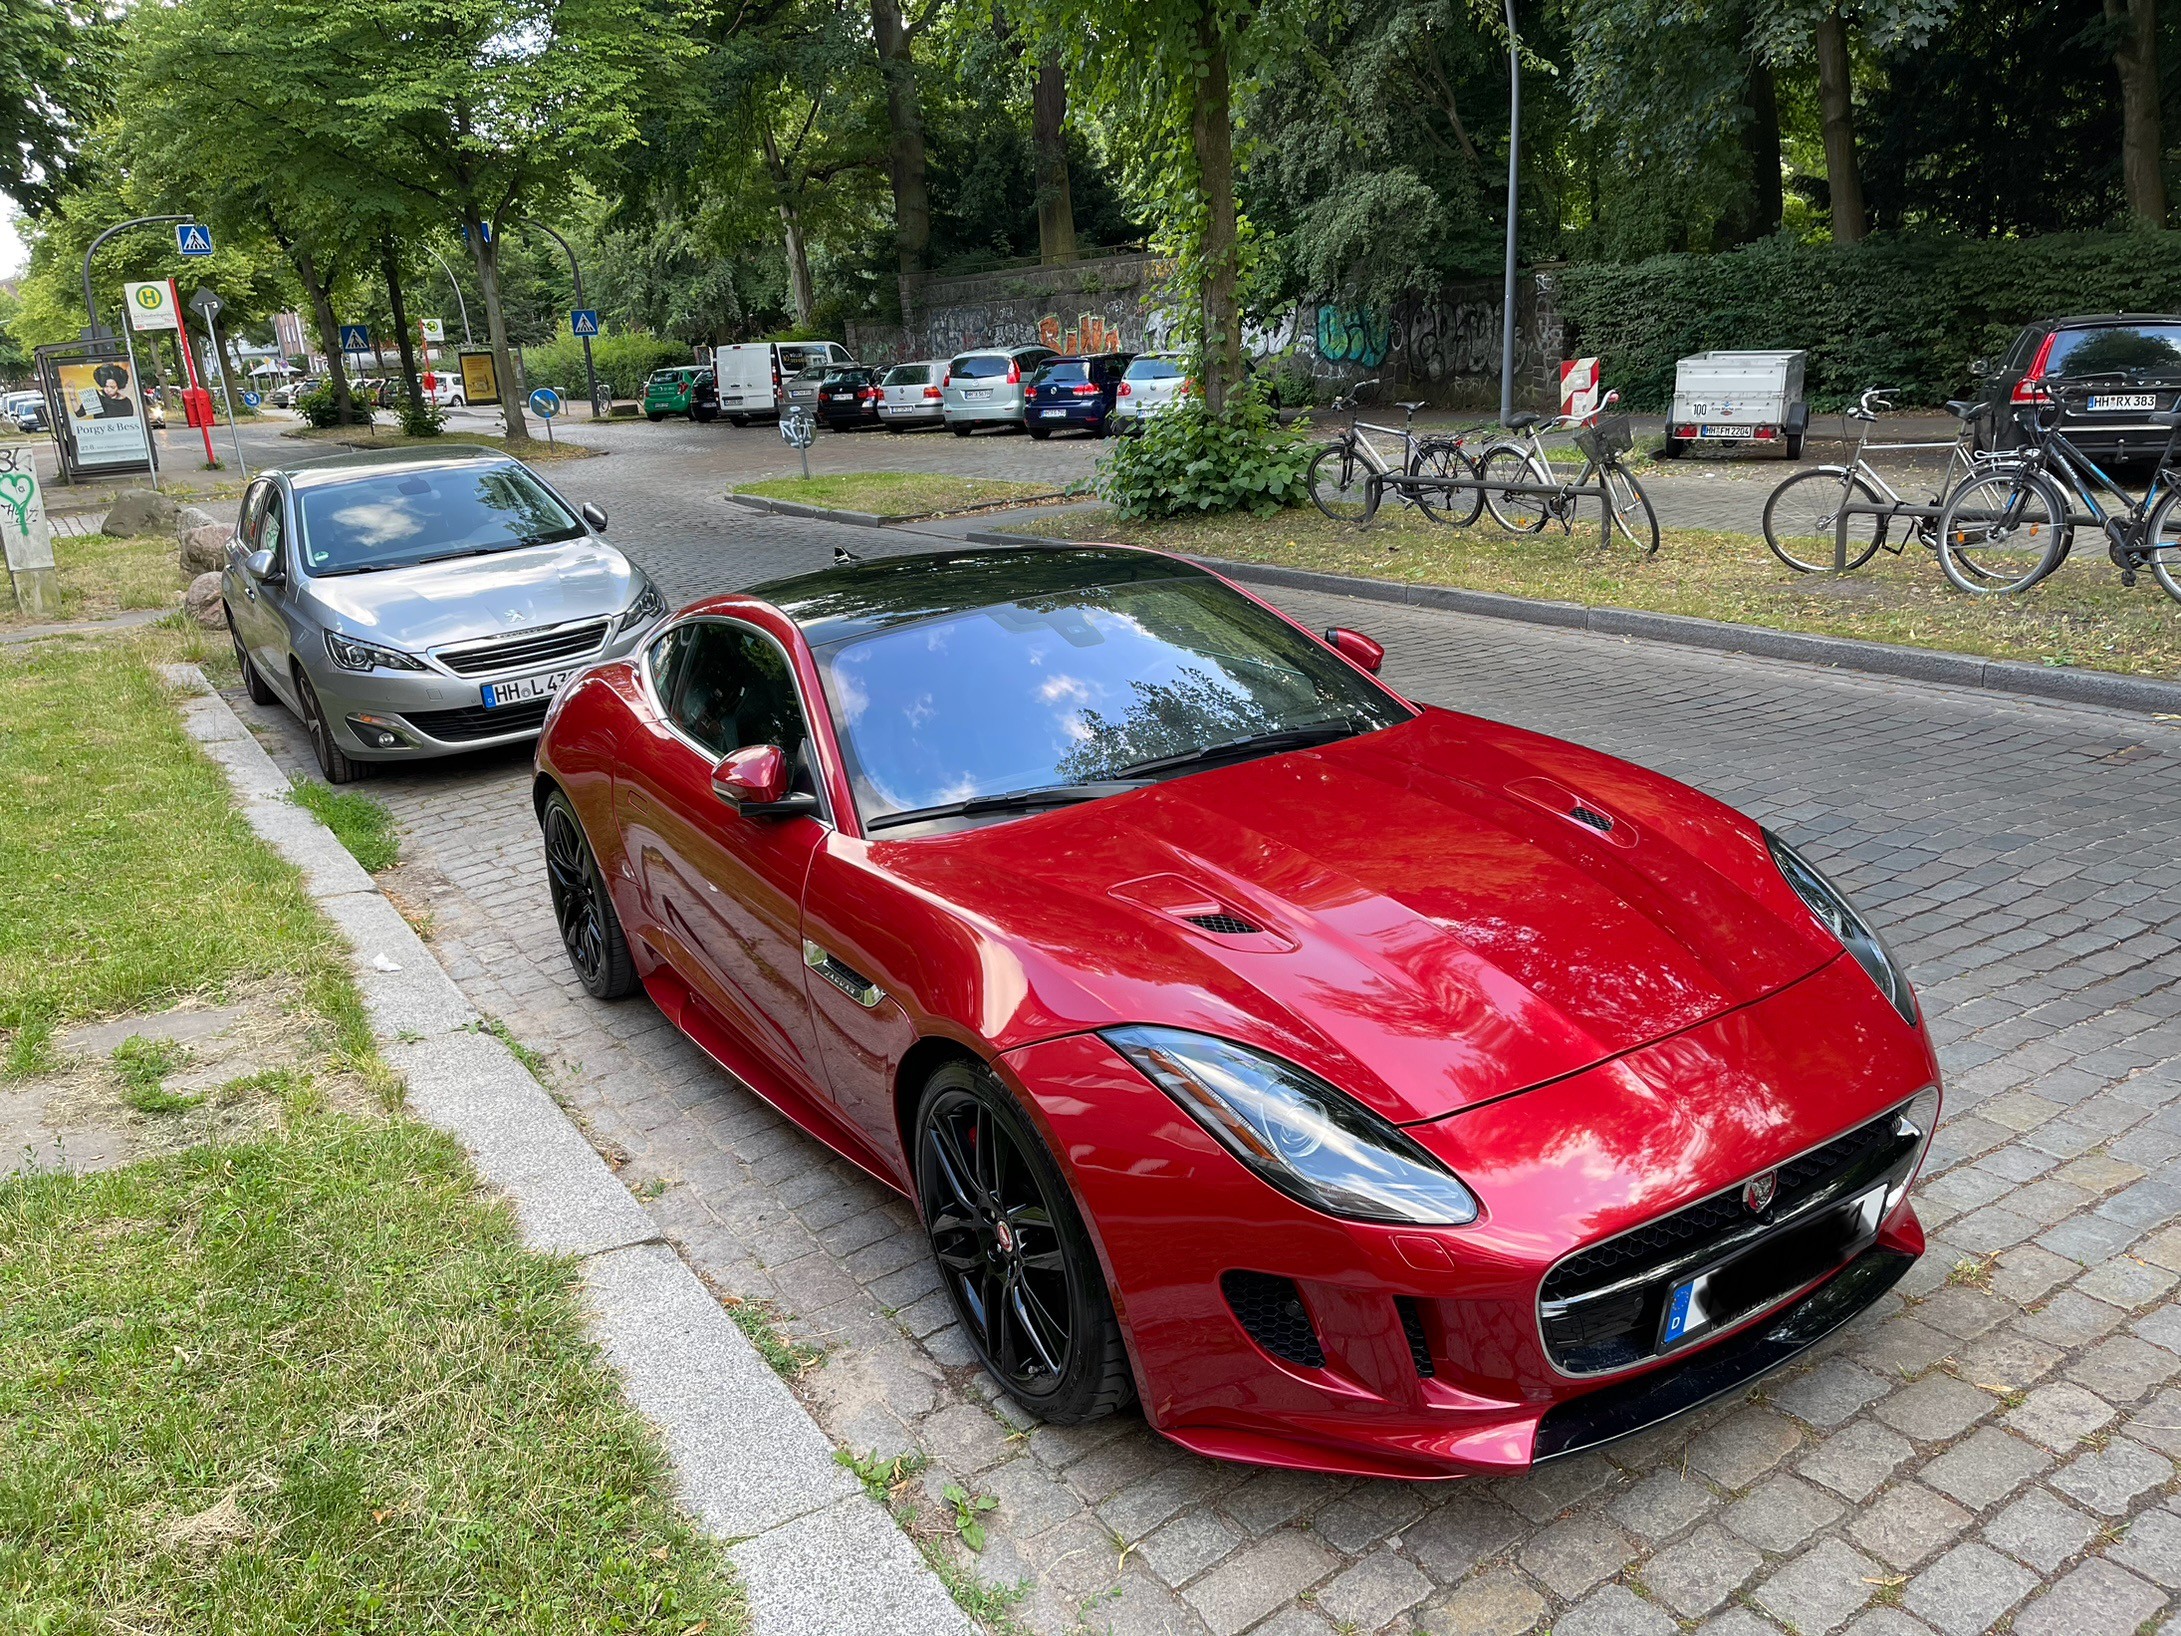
[1765,831,1918,1027]
[1103,1026,1481,1226]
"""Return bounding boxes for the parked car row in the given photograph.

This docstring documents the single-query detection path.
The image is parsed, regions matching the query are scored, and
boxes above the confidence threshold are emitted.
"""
[4,390,46,433]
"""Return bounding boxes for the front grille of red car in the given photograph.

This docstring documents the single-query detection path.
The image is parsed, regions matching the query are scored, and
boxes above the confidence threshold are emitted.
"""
[1537,1107,1913,1375]
[1222,1270,1324,1368]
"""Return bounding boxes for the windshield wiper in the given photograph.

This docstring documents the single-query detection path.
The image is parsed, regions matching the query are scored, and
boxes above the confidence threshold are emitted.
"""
[866,780,1149,833]
[1115,720,1363,779]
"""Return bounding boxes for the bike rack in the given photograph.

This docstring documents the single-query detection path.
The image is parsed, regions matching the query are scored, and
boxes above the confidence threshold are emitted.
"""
[1372,471,1621,547]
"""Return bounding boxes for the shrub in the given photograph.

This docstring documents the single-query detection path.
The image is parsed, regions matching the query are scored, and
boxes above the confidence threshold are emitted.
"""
[1558,227,2181,410]
[1099,390,1314,520]
[396,393,446,438]
[294,383,375,428]
[520,332,690,400]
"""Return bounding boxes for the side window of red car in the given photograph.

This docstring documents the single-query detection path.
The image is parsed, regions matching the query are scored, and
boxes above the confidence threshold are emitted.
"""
[666,625,810,769]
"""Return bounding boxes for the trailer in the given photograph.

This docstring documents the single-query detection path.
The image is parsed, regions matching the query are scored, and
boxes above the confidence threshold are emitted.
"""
[1664,350,1809,459]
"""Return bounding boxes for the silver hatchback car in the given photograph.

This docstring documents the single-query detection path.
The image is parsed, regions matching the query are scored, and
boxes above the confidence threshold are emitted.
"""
[220,446,666,782]
[942,345,1058,434]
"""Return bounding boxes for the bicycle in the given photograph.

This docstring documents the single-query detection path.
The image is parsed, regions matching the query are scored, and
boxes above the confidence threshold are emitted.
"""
[1475,392,1659,555]
[1306,379,1476,526]
[1761,388,2001,573]
[1937,376,2181,601]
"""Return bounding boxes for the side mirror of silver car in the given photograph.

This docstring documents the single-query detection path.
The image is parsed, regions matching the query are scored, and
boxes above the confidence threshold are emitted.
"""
[244,548,282,585]
[581,501,608,531]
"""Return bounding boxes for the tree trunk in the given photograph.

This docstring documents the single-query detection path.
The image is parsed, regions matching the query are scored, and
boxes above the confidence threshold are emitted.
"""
[464,204,531,441]
[1729,54,1784,244]
[1814,9,1867,244]
[1191,18,1241,412]
[1033,55,1077,264]
[2109,0,2168,225]
[870,0,932,275]
[292,243,355,425]
[383,243,424,413]
[761,126,817,326]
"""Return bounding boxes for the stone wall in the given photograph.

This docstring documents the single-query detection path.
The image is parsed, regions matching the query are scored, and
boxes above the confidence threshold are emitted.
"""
[844,254,1566,408]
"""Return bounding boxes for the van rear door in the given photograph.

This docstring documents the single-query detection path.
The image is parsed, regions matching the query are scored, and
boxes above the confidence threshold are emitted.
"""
[713,344,778,416]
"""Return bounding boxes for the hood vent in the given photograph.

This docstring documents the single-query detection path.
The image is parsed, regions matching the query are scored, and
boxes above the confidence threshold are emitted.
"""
[1109,873,1295,950]
[1185,912,1261,936]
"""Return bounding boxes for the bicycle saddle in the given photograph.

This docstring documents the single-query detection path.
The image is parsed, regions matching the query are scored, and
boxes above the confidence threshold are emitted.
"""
[1944,400,1974,417]
[1507,411,1543,431]
[1396,400,1427,414]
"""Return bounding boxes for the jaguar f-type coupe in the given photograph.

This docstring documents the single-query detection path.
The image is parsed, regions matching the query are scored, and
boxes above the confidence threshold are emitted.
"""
[533,545,1939,1478]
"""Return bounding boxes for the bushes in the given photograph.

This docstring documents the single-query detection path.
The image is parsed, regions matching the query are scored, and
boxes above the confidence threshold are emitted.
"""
[1099,392,1314,520]
[521,332,691,400]
[1558,228,2181,410]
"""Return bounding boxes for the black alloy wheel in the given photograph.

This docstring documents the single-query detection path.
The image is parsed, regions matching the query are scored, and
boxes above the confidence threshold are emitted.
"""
[915,1061,1134,1423]
[294,669,360,784]
[542,792,637,999]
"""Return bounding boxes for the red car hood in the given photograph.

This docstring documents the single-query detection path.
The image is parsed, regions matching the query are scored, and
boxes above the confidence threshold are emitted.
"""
[873,709,1842,1124]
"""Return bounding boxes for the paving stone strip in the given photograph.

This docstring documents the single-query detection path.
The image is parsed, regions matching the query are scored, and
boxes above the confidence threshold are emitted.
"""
[159,663,971,1636]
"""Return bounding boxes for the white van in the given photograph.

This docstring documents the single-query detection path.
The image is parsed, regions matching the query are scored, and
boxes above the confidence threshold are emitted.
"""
[713,341,855,423]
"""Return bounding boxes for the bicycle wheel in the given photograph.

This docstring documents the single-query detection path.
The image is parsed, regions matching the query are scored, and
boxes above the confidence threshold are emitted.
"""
[1603,465,1660,556]
[1763,468,1886,573]
[1480,444,1552,532]
[1411,438,1481,527]
[2145,487,2181,604]
[1936,469,2068,594]
[1308,443,1379,524]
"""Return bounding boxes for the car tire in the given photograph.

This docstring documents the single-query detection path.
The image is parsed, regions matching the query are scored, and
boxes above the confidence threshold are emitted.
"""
[294,668,361,785]
[730,414,750,427]
[227,608,276,706]
[695,407,718,423]
[1028,427,1051,440]
[450,395,464,408]
[915,1058,1134,1424]
[646,411,664,422]
[951,423,972,437]
[541,789,639,1000]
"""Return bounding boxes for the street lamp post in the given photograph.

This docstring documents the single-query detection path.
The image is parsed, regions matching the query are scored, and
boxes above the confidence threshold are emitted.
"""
[1499,0,1522,427]
[519,221,603,419]
[426,246,474,344]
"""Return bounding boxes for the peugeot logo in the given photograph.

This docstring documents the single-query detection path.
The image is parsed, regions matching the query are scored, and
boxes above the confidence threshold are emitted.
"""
[1742,1170,1778,1214]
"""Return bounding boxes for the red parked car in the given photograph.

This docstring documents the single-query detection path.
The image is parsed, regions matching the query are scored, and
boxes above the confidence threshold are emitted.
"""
[533,546,1939,1477]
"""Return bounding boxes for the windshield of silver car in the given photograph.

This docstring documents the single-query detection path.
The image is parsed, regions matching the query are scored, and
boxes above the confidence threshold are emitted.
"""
[295,464,585,576]
[811,574,1410,824]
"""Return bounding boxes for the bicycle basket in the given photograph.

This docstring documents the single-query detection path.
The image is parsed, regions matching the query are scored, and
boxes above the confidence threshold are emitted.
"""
[1574,413,1634,462]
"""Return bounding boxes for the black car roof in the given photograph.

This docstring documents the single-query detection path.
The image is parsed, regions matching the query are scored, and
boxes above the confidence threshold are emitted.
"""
[745,546,1207,646]
[2036,314,2181,331]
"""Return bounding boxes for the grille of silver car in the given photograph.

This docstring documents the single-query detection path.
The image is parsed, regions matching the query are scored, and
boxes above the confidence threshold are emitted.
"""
[435,618,611,677]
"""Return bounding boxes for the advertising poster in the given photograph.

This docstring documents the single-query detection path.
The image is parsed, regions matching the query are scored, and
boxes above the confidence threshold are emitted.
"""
[57,359,152,468]
[457,348,501,406]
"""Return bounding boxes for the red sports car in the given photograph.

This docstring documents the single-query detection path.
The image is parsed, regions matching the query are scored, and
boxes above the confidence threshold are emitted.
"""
[533,545,1940,1478]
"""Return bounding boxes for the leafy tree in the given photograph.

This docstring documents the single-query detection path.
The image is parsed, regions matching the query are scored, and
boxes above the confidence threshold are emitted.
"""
[0,0,114,215]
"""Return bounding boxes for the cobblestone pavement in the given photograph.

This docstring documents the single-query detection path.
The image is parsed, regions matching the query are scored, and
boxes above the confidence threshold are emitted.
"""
[230,492,2181,1636]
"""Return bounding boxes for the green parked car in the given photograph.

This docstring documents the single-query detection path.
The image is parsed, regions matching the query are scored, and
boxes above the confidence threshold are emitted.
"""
[643,366,719,423]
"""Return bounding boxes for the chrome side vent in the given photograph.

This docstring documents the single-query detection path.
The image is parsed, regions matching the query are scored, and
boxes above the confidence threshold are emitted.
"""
[802,941,885,1008]
[1185,913,1261,936]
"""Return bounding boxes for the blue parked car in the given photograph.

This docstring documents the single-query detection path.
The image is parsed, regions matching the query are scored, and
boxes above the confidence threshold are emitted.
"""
[1024,352,1134,439]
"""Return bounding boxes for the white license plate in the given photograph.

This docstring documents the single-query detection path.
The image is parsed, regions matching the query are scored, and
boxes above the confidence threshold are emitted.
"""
[481,668,577,709]
[1041,408,1069,418]
[963,388,992,401]
[2087,394,2157,411]
[1699,424,1756,439]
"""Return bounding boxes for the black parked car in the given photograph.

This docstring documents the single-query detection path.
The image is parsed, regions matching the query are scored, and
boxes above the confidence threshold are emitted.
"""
[1973,314,2181,465]
[814,367,883,430]
[1024,352,1135,438]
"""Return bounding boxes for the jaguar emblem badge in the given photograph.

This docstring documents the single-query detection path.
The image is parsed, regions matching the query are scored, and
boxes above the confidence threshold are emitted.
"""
[1742,1170,1778,1214]
[993,1218,1016,1254]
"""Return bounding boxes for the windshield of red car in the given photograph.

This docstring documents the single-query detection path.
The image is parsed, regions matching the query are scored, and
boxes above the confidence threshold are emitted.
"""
[296,463,585,575]
[811,574,1409,823]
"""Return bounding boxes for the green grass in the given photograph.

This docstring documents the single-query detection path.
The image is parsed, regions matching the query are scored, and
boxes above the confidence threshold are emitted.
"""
[290,781,402,872]
[0,1114,747,1634]
[112,1036,201,1113]
[0,531,184,627]
[0,634,340,1045]
[1015,505,2181,681]
[734,472,1057,519]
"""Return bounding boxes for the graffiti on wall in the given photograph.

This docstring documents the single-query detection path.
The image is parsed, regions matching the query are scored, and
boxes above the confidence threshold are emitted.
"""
[1037,312,1128,355]
[1314,306,1392,369]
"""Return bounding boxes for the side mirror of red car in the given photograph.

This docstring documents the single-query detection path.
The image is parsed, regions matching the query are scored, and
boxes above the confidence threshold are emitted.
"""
[1324,627,1385,674]
[712,745,817,818]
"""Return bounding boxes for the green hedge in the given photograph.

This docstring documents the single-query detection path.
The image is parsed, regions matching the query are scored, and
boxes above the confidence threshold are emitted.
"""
[1557,229,2181,411]
[519,332,693,400]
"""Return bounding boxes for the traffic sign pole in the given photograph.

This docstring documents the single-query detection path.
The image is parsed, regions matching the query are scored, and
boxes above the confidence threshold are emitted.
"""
[189,287,247,479]
[171,280,217,467]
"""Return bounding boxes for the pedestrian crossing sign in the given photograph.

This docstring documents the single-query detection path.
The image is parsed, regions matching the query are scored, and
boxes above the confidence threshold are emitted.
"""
[570,309,599,337]
[176,223,214,257]
[340,324,371,352]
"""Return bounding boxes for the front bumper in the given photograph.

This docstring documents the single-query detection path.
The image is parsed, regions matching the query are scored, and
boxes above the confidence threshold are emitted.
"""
[305,623,654,761]
[998,954,1939,1478]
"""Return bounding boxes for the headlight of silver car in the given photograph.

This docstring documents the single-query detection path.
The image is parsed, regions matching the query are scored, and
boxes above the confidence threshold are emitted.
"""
[1103,1026,1480,1226]
[1766,830,1917,1026]
[617,575,667,636]
[324,630,426,673]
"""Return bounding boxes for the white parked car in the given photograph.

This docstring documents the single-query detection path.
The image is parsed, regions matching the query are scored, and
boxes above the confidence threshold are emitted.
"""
[420,374,468,408]
[712,340,854,424]
[941,345,1058,435]
[877,360,946,430]
[1113,352,1190,430]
